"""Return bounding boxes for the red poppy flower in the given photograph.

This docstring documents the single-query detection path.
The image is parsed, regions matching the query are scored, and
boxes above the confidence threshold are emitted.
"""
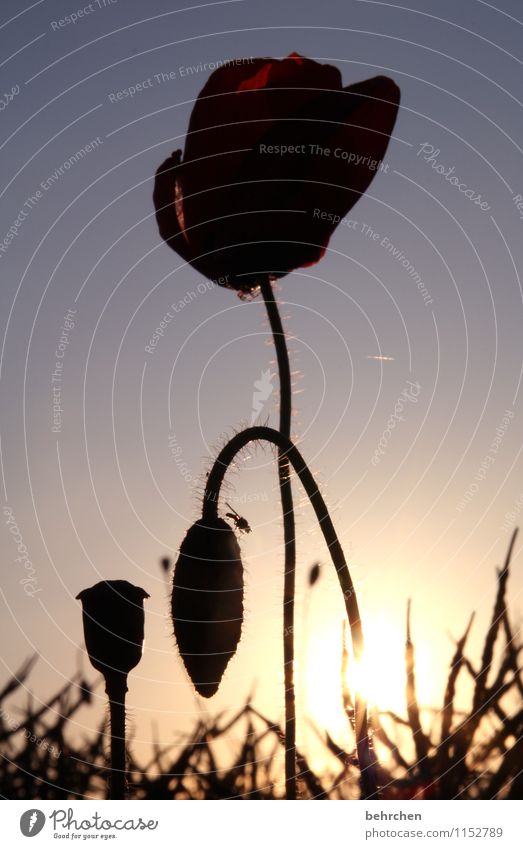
[154,52,400,295]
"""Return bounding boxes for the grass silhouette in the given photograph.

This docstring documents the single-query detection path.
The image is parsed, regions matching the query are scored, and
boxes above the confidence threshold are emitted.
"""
[1,531,520,799]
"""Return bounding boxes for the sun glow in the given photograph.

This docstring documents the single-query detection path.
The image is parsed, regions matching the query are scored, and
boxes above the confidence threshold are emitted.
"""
[303,614,437,741]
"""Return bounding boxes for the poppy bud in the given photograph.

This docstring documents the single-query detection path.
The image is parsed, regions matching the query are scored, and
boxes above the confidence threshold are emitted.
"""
[308,562,321,587]
[172,517,244,698]
[76,581,149,686]
[160,556,171,576]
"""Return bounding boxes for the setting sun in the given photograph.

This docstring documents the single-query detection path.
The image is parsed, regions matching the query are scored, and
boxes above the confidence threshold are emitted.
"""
[303,613,437,739]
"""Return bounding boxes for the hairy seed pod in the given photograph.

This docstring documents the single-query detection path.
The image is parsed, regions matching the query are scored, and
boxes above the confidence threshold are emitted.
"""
[172,517,244,698]
[76,580,149,684]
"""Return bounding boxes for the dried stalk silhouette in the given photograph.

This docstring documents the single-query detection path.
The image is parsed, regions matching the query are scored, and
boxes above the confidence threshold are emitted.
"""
[2,532,519,799]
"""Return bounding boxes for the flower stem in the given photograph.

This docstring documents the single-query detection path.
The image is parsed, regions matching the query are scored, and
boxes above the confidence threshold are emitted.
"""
[105,673,127,800]
[260,276,297,800]
[202,426,379,798]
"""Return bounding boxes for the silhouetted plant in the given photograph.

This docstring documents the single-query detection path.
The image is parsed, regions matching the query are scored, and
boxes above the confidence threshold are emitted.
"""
[171,425,379,798]
[2,545,520,799]
[160,557,172,579]
[76,580,149,799]
[172,517,244,697]
[308,562,321,588]
[154,51,400,798]
[153,53,400,295]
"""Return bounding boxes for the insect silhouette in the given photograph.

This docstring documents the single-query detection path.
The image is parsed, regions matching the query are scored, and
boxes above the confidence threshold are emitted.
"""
[225,502,252,534]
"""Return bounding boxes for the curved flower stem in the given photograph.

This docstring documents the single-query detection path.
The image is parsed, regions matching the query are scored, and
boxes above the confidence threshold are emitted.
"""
[202,426,379,799]
[259,276,297,800]
[105,672,128,800]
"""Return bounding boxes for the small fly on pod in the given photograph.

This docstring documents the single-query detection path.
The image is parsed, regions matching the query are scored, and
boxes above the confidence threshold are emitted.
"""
[171,516,244,698]
[225,502,251,534]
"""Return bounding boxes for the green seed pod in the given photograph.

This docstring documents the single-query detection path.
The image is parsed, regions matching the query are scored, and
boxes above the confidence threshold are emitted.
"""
[172,517,244,698]
[76,580,149,684]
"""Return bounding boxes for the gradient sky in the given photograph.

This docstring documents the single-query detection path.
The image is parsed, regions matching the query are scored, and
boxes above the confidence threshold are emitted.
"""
[1,0,522,774]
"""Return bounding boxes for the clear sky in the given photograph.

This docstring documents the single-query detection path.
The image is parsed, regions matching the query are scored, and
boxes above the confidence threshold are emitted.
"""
[1,0,522,772]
